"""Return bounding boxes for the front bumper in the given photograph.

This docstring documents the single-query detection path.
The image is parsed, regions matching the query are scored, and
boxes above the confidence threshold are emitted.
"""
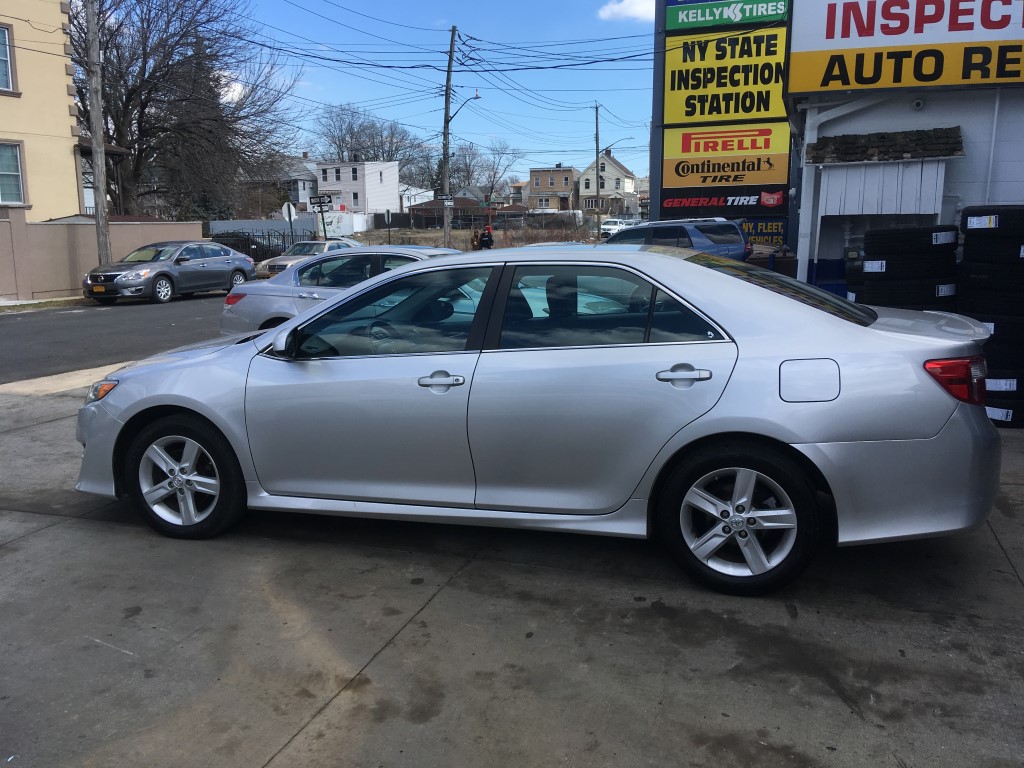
[797,403,1001,545]
[82,279,150,299]
[75,400,124,498]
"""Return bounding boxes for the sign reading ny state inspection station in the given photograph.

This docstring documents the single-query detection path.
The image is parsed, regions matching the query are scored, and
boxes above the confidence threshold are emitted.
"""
[666,0,788,30]
[790,0,1024,93]
[662,123,791,188]
[664,28,788,123]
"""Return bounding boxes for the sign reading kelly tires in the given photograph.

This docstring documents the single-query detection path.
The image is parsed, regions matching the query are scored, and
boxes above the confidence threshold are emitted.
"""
[666,0,788,30]
[789,0,1024,93]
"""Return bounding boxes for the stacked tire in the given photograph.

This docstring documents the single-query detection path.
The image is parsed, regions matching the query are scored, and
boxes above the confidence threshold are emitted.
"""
[846,226,959,311]
[956,205,1024,428]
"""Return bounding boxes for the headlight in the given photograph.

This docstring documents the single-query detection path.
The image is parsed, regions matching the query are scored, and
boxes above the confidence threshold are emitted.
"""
[116,268,151,282]
[85,379,118,404]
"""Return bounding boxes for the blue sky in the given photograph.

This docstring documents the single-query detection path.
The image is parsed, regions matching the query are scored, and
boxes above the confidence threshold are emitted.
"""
[246,0,657,180]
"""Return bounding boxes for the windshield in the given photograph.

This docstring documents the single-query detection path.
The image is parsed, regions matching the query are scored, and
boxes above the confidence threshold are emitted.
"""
[659,249,878,326]
[282,242,326,257]
[120,245,179,263]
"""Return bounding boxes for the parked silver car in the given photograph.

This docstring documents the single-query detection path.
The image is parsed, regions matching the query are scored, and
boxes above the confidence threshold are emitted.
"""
[82,241,255,304]
[76,245,999,594]
[255,238,362,279]
[221,246,460,334]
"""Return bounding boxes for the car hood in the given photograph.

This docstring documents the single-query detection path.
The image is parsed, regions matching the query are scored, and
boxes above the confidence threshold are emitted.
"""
[870,307,992,343]
[89,261,151,275]
[112,334,258,376]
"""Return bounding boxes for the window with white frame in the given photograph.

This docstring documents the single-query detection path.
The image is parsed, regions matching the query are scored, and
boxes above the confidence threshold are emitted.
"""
[584,178,590,190]
[563,175,569,186]
[0,143,24,203]
[615,178,621,190]
[548,176,554,187]
[352,167,358,181]
[533,176,540,187]
[538,197,550,207]
[0,26,13,92]
[600,178,605,189]
[321,169,328,182]
[599,162,606,172]
[352,192,359,206]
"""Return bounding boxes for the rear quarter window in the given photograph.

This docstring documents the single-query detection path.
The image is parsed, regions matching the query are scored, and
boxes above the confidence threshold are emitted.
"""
[694,223,744,244]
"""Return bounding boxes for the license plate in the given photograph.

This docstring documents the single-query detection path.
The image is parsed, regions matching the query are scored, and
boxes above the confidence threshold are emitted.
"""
[93,285,106,293]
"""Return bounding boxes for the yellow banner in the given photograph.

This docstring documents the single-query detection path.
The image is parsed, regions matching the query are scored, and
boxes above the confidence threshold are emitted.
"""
[663,123,790,158]
[664,28,788,124]
[663,155,789,188]
[790,41,1024,93]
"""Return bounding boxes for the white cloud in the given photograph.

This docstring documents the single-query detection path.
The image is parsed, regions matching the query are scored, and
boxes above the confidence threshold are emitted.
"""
[598,0,655,22]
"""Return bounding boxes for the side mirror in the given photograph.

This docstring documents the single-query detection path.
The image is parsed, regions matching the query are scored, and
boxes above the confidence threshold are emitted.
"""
[271,327,297,359]
[175,255,191,264]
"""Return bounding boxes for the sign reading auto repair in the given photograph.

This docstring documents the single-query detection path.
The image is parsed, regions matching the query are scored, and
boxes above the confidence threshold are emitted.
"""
[663,122,790,188]
[790,0,1024,93]
[667,0,788,30]
[664,28,788,122]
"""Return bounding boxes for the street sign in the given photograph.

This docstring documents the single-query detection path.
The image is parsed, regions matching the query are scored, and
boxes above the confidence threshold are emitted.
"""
[437,194,453,201]
[311,205,330,214]
[309,194,332,205]
[443,200,454,208]
[281,202,297,222]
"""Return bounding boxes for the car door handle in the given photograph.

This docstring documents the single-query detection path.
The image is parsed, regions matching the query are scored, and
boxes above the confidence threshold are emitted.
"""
[418,371,466,393]
[657,365,712,389]
[297,292,320,299]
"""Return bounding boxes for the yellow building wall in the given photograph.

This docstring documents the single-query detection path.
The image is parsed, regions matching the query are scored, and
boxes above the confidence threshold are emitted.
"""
[0,0,81,222]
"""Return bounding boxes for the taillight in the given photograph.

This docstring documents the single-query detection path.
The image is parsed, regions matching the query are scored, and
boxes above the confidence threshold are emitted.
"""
[224,292,245,306]
[924,356,986,405]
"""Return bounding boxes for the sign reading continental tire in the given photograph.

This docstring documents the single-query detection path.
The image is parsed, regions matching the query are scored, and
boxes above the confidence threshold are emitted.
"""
[664,28,788,122]
[663,123,790,188]
[667,0,788,31]
[790,0,1024,93]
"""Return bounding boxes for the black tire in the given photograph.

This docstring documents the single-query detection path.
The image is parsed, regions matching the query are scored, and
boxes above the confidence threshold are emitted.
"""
[846,253,957,285]
[961,205,1024,238]
[958,293,1024,317]
[847,278,956,306]
[655,443,819,595]
[92,296,118,305]
[229,270,247,290]
[962,237,1024,264]
[864,225,959,254]
[985,397,1024,428]
[151,275,174,304]
[985,369,1024,400]
[982,342,1024,369]
[124,415,246,539]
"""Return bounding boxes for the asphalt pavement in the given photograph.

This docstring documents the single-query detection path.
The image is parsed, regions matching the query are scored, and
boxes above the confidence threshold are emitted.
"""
[0,315,1022,767]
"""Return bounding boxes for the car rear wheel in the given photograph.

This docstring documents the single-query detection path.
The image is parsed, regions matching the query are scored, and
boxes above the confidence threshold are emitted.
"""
[229,270,247,289]
[151,275,173,304]
[656,443,819,595]
[124,415,246,539]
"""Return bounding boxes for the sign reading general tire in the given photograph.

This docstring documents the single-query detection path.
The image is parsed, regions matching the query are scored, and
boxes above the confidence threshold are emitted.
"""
[789,0,1024,93]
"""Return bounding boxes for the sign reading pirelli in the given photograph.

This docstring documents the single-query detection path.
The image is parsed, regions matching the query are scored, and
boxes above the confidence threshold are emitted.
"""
[790,0,1024,93]
[662,123,791,188]
[664,28,788,122]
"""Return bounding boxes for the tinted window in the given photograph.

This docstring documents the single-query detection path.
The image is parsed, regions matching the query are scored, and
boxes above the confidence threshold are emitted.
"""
[683,252,878,326]
[201,244,228,258]
[650,226,693,248]
[606,228,648,245]
[497,265,719,349]
[294,267,493,358]
[382,256,416,271]
[179,245,203,260]
[298,254,373,288]
[695,223,744,244]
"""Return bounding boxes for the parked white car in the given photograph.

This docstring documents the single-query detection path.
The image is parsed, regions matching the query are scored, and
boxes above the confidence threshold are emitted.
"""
[600,218,638,239]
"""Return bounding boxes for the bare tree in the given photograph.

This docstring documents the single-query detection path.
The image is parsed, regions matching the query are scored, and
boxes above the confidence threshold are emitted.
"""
[478,139,524,199]
[450,141,484,192]
[316,103,422,177]
[71,0,301,218]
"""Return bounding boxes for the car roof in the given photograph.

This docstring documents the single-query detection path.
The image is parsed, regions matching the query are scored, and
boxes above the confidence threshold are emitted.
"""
[627,218,730,227]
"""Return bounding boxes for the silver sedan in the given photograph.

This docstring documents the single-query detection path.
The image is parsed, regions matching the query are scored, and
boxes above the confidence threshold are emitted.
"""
[220,246,460,334]
[76,245,999,595]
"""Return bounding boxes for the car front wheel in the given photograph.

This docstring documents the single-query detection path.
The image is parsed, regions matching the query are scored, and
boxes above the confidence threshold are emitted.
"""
[124,415,246,539]
[151,275,174,304]
[656,443,819,595]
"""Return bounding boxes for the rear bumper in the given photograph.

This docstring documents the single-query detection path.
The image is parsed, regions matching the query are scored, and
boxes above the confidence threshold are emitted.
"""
[796,403,1001,545]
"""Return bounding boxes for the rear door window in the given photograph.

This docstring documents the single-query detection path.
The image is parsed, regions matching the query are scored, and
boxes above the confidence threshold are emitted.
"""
[694,223,744,244]
[650,226,693,248]
[607,227,648,245]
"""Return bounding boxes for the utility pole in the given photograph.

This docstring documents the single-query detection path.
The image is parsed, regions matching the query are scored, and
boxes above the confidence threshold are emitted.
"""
[84,0,111,265]
[594,103,601,239]
[441,26,456,249]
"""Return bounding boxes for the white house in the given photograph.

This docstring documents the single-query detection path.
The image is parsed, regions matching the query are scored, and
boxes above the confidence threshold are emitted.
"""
[579,150,639,216]
[400,185,434,211]
[315,160,400,214]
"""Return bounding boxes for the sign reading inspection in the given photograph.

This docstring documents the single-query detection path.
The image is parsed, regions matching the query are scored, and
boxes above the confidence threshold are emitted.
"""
[664,29,788,122]
[789,0,1024,92]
